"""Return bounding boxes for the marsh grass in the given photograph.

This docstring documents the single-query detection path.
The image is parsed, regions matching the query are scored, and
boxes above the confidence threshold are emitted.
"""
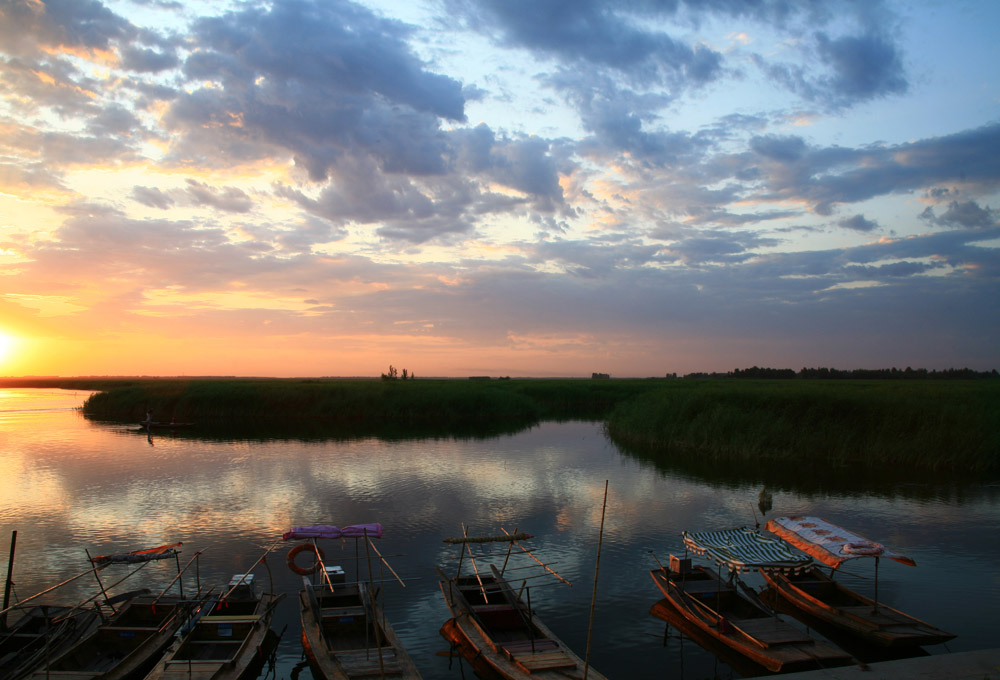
[80,378,661,429]
[605,380,1000,472]
[77,377,998,472]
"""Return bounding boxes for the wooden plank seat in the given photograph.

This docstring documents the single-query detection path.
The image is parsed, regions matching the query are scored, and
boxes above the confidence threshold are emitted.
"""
[471,604,517,614]
[500,639,559,654]
[676,580,735,595]
[508,649,577,673]
[200,614,261,622]
[321,607,364,618]
[728,618,813,645]
[838,605,910,625]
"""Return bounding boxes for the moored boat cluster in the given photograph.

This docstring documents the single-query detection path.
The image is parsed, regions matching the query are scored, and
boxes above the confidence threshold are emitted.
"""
[1,517,956,680]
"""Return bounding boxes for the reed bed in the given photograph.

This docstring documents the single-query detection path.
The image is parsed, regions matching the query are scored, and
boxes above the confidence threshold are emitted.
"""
[77,377,998,472]
[79,378,660,428]
[605,380,1000,473]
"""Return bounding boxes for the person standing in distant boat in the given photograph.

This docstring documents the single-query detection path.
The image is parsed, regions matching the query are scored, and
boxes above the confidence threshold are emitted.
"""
[144,409,152,424]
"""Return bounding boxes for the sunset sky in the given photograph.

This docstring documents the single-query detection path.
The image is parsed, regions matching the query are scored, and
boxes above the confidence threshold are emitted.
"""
[1,0,998,378]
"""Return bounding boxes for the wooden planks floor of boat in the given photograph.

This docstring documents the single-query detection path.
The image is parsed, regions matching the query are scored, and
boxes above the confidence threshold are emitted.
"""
[500,639,577,672]
[731,617,815,645]
[336,648,404,677]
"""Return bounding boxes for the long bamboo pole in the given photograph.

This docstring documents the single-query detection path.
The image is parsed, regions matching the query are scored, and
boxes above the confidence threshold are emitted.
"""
[462,525,489,602]
[84,549,113,613]
[0,564,112,616]
[584,480,608,680]
[500,527,572,586]
[220,542,279,602]
[2,530,15,629]
[363,529,386,677]
[155,550,204,601]
[364,539,405,588]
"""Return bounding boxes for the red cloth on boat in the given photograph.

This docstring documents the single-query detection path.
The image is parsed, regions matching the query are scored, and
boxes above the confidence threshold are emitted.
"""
[282,523,382,540]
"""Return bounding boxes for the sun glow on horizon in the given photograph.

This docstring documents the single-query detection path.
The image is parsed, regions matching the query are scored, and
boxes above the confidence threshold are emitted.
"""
[0,332,15,366]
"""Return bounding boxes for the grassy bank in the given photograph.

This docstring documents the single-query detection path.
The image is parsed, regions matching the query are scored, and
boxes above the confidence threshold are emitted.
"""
[605,379,1000,473]
[79,377,664,431]
[74,377,999,472]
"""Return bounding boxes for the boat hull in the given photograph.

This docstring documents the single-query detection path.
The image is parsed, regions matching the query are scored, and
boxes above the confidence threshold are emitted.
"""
[144,592,280,680]
[298,582,421,680]
[1,606,102,680]
[437,568,606,680]
[761,567,956,648]
[25,594,189,680]
[650,566,853,673]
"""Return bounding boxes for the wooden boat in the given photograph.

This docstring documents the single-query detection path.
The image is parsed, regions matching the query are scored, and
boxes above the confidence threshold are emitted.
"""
[138,421,195,430]
[299,576,421,679]
[286,522,421,679]
[0,605,102,680]
[2,543,190,680]
[145,563,283,680]
[761,567,955,648]
[650,563,853,673]
[762,516,955,648]
[436,528,607,680]
[25,591,191,680]
[650,527,854,674]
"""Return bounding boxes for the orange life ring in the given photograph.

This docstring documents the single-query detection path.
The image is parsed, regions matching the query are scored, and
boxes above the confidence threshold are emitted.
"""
[286,543,325,575]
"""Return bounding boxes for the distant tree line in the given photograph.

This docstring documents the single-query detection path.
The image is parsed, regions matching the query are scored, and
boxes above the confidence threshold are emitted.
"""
[711,366,1000,380]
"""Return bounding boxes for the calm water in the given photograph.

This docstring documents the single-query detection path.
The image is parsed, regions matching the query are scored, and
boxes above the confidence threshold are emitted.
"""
[1,388,997,679]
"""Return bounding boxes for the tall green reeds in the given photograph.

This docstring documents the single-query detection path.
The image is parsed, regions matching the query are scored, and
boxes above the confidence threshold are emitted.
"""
[605,380,1000,472]
[80,378,662,430]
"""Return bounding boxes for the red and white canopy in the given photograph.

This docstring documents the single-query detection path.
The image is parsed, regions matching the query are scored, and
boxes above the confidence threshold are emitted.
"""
[765,516,916,569]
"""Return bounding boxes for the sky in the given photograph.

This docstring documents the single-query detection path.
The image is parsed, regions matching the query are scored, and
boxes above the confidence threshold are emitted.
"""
[0,0,998,378]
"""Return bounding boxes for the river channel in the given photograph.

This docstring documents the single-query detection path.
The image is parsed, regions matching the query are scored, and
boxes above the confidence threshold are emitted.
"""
[1,388,997,679]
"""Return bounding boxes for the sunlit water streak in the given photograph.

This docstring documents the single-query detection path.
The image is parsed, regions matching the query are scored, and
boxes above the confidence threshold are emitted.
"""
[0,389,997,679]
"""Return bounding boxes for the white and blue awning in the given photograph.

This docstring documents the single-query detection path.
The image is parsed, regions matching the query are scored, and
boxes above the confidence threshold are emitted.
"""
[682,527,814,573]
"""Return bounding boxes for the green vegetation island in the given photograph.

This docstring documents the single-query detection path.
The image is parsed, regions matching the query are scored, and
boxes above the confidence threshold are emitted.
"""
[3,368,998,474]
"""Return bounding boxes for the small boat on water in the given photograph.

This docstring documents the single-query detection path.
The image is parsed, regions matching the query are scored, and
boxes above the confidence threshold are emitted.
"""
[144,546,283,680]
[650,527,854,674]
[436,527,608,680]
[138,421,195,430]
[1,605,103,680]
[762,516,956,648]
[3,542,195,680]
[286,523,422,680]
[25,591,194,680]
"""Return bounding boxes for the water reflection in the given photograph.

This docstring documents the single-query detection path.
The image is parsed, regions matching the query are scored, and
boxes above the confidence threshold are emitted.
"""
[614,436,1000,502]
[1,389,998,680]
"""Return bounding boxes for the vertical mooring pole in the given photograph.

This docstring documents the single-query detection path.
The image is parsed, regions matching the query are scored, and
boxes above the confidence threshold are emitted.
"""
[2,530,16,630]
[584,480,609,680]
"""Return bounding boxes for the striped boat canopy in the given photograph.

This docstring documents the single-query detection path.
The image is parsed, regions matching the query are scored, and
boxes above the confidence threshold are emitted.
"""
[682,527,813,573]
